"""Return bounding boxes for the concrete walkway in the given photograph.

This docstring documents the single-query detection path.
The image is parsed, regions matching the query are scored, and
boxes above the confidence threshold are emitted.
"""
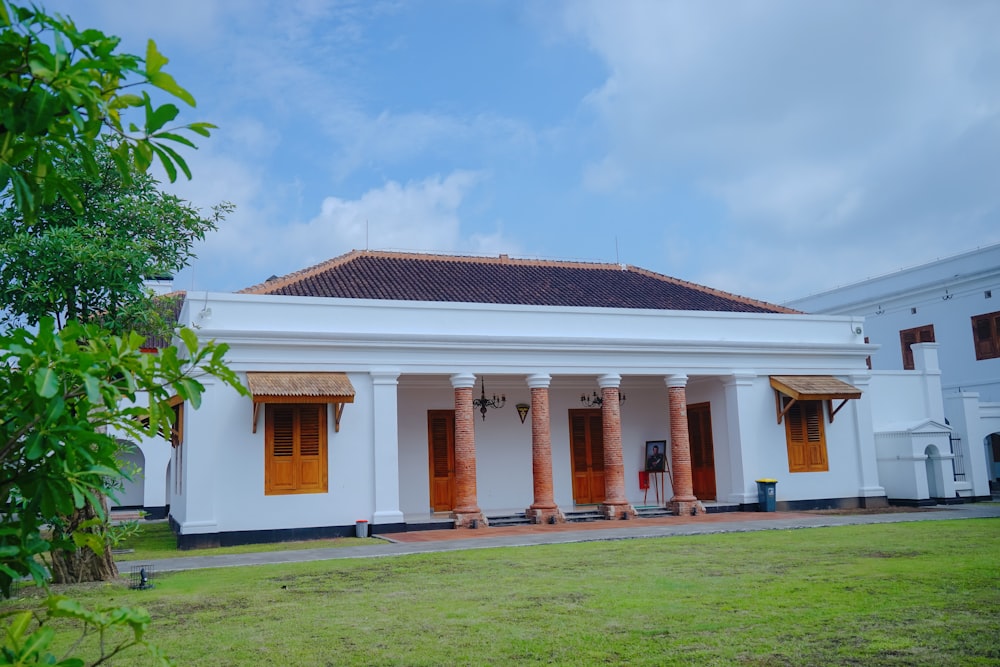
[125,503,1000,574]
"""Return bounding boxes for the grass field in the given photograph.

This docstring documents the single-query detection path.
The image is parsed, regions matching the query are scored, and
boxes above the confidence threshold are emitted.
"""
[112,521,383,561]
[9,518,999,666]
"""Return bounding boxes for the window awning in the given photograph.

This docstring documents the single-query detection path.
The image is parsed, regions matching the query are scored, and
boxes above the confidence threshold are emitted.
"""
[138,394,185,447]
[769,375,862,425]
[247,372,356,433]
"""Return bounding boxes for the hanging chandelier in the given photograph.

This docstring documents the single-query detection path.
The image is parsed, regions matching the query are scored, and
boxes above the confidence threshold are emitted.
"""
[472,377,506,420]
[580,390,626,407]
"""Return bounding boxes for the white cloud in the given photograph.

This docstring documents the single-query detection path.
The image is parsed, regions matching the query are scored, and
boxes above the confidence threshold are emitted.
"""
[179,170,519,290]
[307,171,480,252]
[560,0,1000,296]
[706,163,865,232]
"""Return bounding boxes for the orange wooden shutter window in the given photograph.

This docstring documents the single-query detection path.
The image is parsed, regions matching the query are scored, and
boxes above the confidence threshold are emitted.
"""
[265,404,327,495]
[784,400,828,473]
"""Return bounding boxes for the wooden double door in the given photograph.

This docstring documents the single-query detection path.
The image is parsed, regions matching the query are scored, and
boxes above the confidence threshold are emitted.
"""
[569,409,605,504]
[427,410,456,512]
[687,402,716,501]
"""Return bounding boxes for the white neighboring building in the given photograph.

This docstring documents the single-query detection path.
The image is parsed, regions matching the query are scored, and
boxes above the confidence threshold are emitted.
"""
[787,243,1000,491]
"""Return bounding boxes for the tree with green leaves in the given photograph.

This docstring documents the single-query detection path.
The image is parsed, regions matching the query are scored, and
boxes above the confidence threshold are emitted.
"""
[0,0,211,219]
[0,143,232,332]
[0,1,243,664]
[0,320,244,665]
[0,142,233,585]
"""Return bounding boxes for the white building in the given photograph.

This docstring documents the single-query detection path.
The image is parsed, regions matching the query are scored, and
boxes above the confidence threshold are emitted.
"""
[116,251,994,547]
[787,243,1000,491]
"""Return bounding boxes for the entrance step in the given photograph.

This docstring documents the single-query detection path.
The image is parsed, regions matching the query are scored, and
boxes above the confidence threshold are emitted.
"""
[564,509,605,523]
[487,513,533,527]
[635,505,672,519]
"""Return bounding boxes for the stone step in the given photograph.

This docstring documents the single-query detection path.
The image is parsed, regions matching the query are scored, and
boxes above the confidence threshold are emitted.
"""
[487,513,533,527]
[635,505,672,518]
[564,510,605,523]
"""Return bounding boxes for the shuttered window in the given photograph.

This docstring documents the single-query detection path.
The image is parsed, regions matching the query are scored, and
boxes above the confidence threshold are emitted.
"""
[784,399,828,473]
[265,404,328,495]
[971,311,1000,361]
[899,324,935,370]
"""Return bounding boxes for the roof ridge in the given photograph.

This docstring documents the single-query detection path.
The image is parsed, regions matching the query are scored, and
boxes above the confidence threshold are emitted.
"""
[626,265,800,314]
[355,249,628,270]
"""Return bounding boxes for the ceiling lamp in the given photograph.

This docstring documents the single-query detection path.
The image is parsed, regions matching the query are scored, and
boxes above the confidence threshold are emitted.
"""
[580,390,626,407]
[473,377,506,420]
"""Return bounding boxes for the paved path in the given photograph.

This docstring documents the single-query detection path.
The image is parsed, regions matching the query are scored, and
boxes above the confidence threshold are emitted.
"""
[125,503,1000,574]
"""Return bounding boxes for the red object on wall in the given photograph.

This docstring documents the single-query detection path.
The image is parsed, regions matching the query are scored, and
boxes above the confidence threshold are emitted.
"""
[638,471,649,490]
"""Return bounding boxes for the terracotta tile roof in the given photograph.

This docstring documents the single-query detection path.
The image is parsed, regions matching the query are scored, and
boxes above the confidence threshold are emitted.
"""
[240,250,797,314]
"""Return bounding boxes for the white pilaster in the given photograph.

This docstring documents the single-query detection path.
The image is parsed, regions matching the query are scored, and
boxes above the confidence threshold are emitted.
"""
[177,378,220,534]
[723,373,758,504]
[912,343,945,423]
[849,373,886,500]
[371,370,404,525]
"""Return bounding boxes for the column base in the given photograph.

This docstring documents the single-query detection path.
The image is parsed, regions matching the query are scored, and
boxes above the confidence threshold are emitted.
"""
[526,507,565,524]
[599,502,636,520]
[670,499,706,516]
[452,510,488,529]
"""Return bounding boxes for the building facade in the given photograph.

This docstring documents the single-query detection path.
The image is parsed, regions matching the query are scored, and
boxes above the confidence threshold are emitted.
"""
[114,251,994,547]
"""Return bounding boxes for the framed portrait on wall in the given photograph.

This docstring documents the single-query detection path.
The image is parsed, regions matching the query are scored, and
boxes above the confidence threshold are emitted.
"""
[645,440,666,472]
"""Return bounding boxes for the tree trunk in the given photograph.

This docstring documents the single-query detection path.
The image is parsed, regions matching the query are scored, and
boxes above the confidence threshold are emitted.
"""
[48,493,118,584]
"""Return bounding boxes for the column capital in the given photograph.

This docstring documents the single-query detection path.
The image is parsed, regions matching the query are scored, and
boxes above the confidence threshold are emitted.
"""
[665,374,688,388]
[526,373,552,389]
[723,372,756,388]
[450,373,476,389]
[848,373,871,388]
[370,369,400,385]
[597,373,622,389]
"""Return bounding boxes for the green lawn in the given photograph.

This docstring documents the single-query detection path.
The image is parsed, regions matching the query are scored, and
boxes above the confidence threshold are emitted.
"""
[10,519,999,666]
[113,521,382,561]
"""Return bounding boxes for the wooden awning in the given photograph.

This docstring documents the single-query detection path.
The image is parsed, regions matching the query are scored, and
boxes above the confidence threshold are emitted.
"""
[247,372,355,433]
[138,394,185,447]
[770,375,862,425]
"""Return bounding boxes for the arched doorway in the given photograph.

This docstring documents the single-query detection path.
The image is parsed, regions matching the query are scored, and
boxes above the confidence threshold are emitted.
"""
[113,440,145,509]
[924,444,942,499]
[165,461,172,507]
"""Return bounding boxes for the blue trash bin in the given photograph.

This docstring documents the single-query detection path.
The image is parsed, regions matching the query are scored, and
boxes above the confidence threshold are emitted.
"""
[756,479,777,512]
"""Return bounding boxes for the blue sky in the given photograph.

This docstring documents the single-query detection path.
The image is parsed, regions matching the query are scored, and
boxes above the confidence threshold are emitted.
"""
[44,0,1000,303]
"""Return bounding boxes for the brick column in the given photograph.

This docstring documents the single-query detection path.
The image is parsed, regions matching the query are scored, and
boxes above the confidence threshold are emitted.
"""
[667,374,704,516]
[598,374,635,520]
[451,373,487,528]
[525,374,564,524]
